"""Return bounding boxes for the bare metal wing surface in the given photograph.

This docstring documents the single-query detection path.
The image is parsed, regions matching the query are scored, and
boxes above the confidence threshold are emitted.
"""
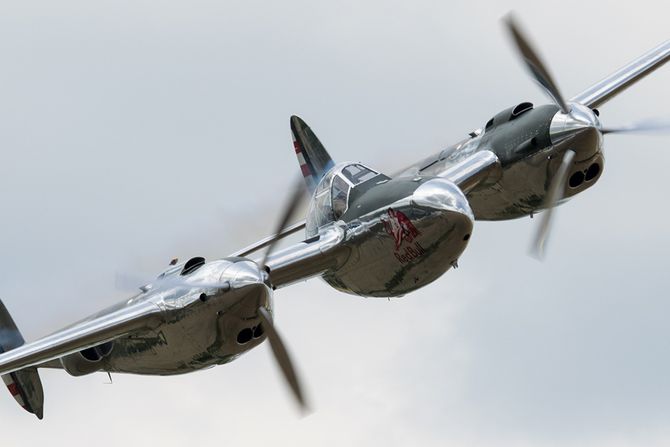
[0,15,667,420]
[571,40,670,108]
[434,150,501,193]
[262,223,348,288]
[0,299,161,376]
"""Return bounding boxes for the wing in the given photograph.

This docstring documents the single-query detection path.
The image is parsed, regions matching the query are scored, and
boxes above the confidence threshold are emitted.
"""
[0,299,161,376]
[571,40,670,108]
[263,222,348,288]
[436,150,501,193]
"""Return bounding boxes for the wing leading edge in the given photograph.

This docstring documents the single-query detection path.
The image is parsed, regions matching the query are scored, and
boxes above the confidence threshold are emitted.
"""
[571,40,670,108]
[0,299,162,376]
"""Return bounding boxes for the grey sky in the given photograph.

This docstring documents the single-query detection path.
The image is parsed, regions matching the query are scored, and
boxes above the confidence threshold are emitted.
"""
[0,0,668,445]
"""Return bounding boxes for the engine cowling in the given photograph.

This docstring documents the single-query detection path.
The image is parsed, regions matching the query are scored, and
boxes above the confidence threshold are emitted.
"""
[60,341,114,376]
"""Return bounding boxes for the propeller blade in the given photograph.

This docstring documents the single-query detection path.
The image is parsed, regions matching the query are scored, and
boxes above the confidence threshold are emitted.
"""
[601,119,670,135]
[257,307,308,412]
[259,179,306,269]
[504,14,571,114]
[530,149,576,259]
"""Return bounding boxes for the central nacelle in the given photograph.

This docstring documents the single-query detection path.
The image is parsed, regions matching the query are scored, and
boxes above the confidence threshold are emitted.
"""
[318,173,474,297]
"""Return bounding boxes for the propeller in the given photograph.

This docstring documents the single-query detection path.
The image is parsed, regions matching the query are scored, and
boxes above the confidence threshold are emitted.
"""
[259,179,307,270]
[114,177,309,411]
[258,307,308,412]
[255,177,309,412]
[504,14,577,258]
[525,117,668,259]
[504,14,570,114]
[115,179,306,292]
[505,14,669,258]
[530,150,575,259]
[601,119,670,135]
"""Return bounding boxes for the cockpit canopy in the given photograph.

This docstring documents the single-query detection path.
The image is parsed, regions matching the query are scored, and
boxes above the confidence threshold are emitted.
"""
[306,162,386,237]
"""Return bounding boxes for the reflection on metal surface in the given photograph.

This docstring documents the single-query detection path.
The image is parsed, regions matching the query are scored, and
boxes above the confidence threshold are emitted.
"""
[549,102,602,148]
[0,259,273,378]
[265,224,347,288]
[412,178,474,221]
[1,19,669,420]
[319,178,474,297]
[436,150,501,194]
[305,162,388,237]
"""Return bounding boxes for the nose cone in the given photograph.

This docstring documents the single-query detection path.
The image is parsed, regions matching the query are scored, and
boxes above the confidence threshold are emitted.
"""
[220,259,273,314]
[411,178,474,222]
[221,259,268,288]
[549,102,603,151]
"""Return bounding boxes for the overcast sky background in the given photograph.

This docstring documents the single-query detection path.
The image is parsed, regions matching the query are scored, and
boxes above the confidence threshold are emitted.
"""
[0,1,668,445]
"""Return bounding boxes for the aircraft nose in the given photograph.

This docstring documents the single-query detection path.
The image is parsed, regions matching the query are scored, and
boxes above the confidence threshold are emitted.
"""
[222,259,273,310]
[223,259,268,288]
[411,178,474,223]
[549,102,603,148]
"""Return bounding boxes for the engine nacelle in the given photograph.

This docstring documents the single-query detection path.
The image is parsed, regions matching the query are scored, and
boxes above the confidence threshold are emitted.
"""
[60,341,114,376]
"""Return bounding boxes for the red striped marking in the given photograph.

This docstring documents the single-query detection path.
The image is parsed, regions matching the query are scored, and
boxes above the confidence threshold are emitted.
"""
[300,164,311,178]
[293,140,301,154]
[7,383,20,396]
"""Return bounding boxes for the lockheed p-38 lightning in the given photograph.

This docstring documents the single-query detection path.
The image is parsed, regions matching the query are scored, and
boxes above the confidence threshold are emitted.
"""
[0,17,667,419]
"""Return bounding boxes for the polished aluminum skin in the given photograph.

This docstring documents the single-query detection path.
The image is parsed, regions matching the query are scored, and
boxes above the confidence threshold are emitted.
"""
[406,101,604,221]
[0,25,667,420]
[325,178,473,297]
[262,161,479,297]
[1,259,272,377]
[549,103,602,150]
[572,40,670,108]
